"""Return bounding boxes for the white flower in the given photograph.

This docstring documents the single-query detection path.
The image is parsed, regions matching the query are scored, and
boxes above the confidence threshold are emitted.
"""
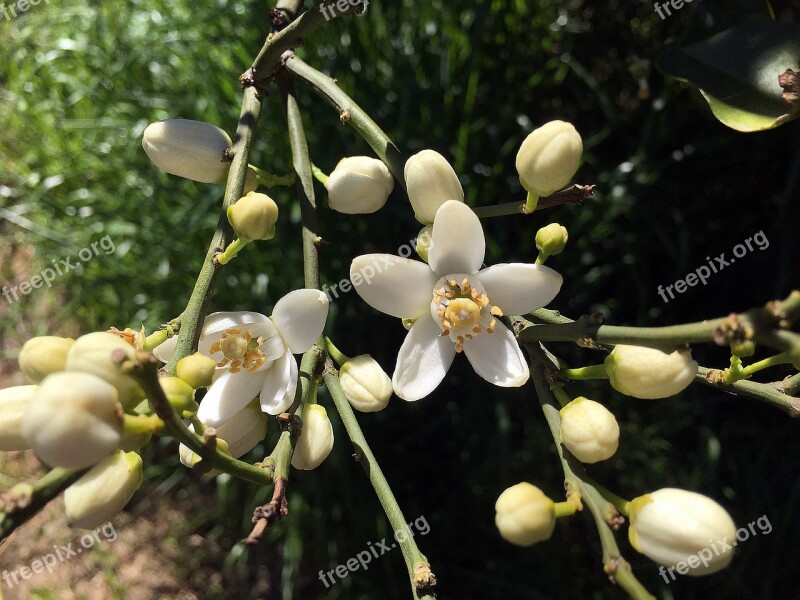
[350,200,562,401]
[154,289,329,425]
[606,345,698,399]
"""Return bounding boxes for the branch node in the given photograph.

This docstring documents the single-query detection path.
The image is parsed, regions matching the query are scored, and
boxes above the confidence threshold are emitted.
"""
[245,476,289,546]
[412,561,438,590]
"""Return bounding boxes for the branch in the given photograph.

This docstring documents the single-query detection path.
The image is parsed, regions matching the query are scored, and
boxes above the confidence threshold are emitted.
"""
[472,184,596,219]
[696,367,800,418]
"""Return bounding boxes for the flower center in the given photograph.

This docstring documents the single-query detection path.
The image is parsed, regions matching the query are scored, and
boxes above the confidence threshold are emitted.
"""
[209,328,266,374]
[444,298,481,330]
[431,275,503,352]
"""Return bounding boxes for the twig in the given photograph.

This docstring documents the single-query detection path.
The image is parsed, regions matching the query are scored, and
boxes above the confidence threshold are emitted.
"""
[472,184,596,219]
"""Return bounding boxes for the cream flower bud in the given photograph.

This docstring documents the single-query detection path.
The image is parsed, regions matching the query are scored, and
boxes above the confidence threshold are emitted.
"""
[227,191,279,242]
[516,120,583,197]
[495,482,555,546]
[142,119,232,184]
[176,352,217,389]
[0,385,37,451]
[18,336,75,383]
[327,156,394,214]
[535,223,569,257]
[606,345,698,399]
[213,398,268,458]
[404,150,464,224]
[415,224,433,262]
[628,488,736,575]
[339,355,392,412]
[559,397,619,463]
[291,404,334,470]
[159,377,198,414]
[64,450,143,529]
[21,372,123,469]
[65,332,145,410]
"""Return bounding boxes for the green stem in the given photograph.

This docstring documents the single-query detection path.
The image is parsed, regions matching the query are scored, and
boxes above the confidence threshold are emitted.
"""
[472,184,595,219]
[523,190,540,213]
[122,413,165,435]
[249,164,296,187]
[535,252,549,265]
[550,384,573,407]
[215,237,249,265]
[560,364,609,381]
[736,351,794,380]
[696,367,800,417]
[324,337,351,366]
[783,372,800,396]
[311,163,330,187]
[553,500,580,518]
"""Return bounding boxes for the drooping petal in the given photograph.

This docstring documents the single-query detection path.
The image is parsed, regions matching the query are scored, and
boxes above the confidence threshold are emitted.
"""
[197,370,266,427]
[476,263,563,315]
[201,311,270,337]
[428,200,485,276]
[350,255,438,319]
[152,336,178,363]
[392,314,456,401]
[463,321,529,387]
[271,289,329,353]
[260,351,298,415]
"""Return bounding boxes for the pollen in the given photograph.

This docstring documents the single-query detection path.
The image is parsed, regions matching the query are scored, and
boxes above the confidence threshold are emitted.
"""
[209,328,266,373]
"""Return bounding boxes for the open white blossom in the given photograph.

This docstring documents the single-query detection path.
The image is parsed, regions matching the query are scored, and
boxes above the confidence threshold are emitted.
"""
[350,200,562,401]
[154,289,329,425]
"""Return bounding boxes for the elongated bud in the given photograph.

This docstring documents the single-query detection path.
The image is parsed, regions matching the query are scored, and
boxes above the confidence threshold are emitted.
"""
[159,376,198,414]
[628,488,736,576]
[0,385,37,451]
[559,397,619,463]
[291,404,334,470]
[64,450,143,529]
[21,372,123,469]
[339,355,392,412]
[495,482,555,546]
[213,398,268,458]
[415,225,433,262]
[178,437,230,472]
[535,223,569,258]
[142,119,232,183]
[605,345,698,399]
[65,332,145,410]
[176,352,217,389]
[18,336,75,383]
[404,150,464,224]
[327,156,394,214]
[227,191,279,242]
[516,120,582,196]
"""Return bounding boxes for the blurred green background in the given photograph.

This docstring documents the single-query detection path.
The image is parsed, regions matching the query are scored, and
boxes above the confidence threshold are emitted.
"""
[1,1,799,599]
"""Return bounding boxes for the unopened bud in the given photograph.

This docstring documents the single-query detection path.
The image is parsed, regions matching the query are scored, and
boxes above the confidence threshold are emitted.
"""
[340,355,392,412]
[142,119,232,184]
[559,397,619,463]
[0,385,37,451]
[404,150,464,224]
[291,404,334,470]
[495,482,555,546]
[179,437,230,472]
[415,225,433,262]
[535,223,569,258]
[516,120,583,196]
[327,156,394,214]
[18,336,75,383]
[176,352,217,389]
[606,345,698,399]
[227,191,279,242]
[159,377,198,414]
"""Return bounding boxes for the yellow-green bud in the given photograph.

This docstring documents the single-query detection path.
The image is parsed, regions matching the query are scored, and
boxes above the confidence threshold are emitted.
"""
[64,450,143,529]
[559,397,619,463]
[18,336,75,383]
[178,437,230,473]
[495,482,556,546]
[0,385,37,451]
[142,119,232,184]
[327,156,394,214]
[606,345,698,399]
[339,355,392,412]
[404,150,464,224]
[21,372,123,469]
[227,191,279,242]
[159,376,198,414]
[119,429,151,452]
[535,223,569,258]
[291,404,334,470]
[415,225,433,262]
[176,352,217,389]
[516,120,583,197]
[213,398,267,458]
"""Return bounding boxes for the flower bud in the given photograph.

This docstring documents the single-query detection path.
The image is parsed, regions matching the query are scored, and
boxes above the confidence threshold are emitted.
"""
[18,336,75,383]
[327,156,394,214]
[559,397,619,463]
[404,150,464,224]
[159,376,198,414]
[339,355,392,412]
[606,345,698,399]
[65,332,145,410]
[515,120,583,197]
[21,372,123,469]
[0,385,37,451]
[291,404,334,470]
[142,119,232,184]
[64,450,143,529]
[178,437,230,472]
[119,430,151,452]
[535,223,569,258]
[628,488,736,575]
[176,352,217,389]
[495,482,555,546]
[227,191,279,242]
[415,225,433,262]
[211,398,268,458]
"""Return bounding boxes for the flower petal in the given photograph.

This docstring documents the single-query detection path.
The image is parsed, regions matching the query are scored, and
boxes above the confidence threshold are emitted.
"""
[463,321,529,387]
[271,289,330,353]
[476,263,563,315]
[201,311,270,337]
[197,370,266,427]
[260,351,298,415]
[350,255,438,319]
[428,200,485,276]
[392,314,456,401]
[152,336,177,363]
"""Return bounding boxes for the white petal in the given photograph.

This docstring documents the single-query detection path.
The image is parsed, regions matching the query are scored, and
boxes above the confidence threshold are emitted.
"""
[197,370,266,427]
[152,336,177,363]
[476,263,563,315]
[392,314,456,401]
[201,311,271,337]
[260,352,298,415]
[271,289,329,353]
[463,322,529,387]
[428,200,485,275]
[350,255,438,319]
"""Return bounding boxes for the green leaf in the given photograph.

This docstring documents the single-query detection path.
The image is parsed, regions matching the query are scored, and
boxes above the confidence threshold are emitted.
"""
[657,22,800,132]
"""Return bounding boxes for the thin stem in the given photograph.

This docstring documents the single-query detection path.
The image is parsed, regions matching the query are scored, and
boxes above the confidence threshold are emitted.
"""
[560,364,609,381]
[472,184,596,219]
[249,164,296,187]
[215,237,249,265]
[696,367,800,417]
[550,384,573,407]
[311,163,330,187]
[782,372,800,396]
[324,336,351,366]
[523,190,540,213]
[737,351,793,379]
